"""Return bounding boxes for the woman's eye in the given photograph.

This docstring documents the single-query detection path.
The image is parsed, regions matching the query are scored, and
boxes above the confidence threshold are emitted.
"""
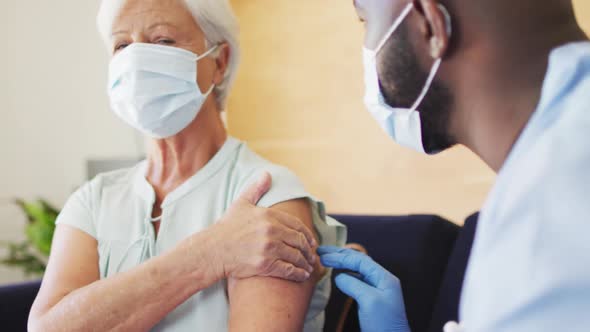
[156,39,175,45]
[114,43,129,52]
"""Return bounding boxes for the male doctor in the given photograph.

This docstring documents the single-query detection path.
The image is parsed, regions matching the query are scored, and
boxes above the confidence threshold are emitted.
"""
[318,0,590,331]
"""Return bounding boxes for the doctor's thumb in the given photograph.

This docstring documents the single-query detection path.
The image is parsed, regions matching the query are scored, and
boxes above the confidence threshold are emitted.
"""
[239,172,272,205]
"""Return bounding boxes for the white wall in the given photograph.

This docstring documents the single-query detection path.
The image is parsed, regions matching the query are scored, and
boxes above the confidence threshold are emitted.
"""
[0,2,141,284]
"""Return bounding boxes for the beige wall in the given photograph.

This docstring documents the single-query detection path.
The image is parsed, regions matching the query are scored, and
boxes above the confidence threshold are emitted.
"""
[228,0,590,224]
[576,0,590,32]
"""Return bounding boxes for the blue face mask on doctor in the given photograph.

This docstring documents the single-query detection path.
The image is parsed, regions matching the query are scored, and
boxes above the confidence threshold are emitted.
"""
[362,3,452,154]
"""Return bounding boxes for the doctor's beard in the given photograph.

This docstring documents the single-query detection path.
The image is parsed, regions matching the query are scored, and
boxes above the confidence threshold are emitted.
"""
[377,23,457,154]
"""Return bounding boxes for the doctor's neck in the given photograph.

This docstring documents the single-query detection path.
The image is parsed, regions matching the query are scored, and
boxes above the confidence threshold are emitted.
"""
[445,0,587,172]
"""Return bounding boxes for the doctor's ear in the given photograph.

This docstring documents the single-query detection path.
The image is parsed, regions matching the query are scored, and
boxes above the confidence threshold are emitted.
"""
[213,42,230,85]
[413,0,452,59]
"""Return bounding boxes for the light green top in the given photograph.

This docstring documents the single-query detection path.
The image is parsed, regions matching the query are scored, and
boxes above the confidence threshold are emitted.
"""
[56,137,347,332]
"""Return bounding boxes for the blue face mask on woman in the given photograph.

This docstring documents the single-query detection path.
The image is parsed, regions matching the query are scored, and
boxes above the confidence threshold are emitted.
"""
[108,42,218,138]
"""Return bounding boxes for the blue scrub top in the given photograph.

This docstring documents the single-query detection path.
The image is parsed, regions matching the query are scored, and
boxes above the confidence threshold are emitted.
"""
[460,42,590,331]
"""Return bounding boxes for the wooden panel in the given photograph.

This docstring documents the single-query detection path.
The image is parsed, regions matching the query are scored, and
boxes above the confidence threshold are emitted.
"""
[228,0,589,224]
[574,0,590,34]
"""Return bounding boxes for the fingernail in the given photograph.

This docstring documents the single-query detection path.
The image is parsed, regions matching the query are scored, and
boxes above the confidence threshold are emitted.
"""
[304,271,311,279]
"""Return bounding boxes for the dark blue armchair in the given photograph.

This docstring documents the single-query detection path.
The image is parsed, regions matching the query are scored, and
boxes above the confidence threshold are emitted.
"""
[325,213,478,332]
[0,280,41,331]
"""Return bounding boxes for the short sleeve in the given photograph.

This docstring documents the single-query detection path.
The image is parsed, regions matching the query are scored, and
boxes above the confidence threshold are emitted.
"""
[237,166,347,247]
[55,182,97,238]
[244,166,308,209]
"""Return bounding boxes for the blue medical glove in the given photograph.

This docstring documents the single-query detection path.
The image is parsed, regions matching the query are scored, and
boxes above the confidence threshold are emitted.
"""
[318,246,411,332]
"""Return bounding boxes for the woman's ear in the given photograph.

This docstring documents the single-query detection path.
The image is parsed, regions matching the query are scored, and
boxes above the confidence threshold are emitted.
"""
[213,42,231,85]
[416,0,452,59]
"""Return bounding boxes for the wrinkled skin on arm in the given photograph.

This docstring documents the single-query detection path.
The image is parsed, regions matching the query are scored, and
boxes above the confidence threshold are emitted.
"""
[228,198,324,332]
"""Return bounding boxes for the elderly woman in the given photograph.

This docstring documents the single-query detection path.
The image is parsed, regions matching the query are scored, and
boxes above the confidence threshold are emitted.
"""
[28,0,345,331]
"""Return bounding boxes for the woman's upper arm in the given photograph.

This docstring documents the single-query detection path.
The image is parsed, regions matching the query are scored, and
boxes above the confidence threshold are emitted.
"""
[227,198,323,332]
[30,224,100,319]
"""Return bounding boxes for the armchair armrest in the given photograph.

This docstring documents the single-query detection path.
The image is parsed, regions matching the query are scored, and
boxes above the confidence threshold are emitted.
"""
[0,280,42,331]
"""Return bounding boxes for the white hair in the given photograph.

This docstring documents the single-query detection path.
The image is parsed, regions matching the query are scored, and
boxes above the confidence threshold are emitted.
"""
[97,0,240,109]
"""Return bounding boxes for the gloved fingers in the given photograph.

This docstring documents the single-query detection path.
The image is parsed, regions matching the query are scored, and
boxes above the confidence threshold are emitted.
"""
[317,245,347,255]
[321,250,399,289]
[319,251,361,270]
[334,272,375,301]
[320,249,374,272]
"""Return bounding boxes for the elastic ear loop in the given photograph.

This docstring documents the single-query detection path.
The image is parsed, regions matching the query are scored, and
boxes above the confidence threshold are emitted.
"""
[410,4,452,111]
[196,44,220,61]
[196,44,220,96]
[204,82,216,97]
[375,3,414,53]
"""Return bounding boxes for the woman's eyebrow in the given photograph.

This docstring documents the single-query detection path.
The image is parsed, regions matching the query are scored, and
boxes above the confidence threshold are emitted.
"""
[111,22,178,37]
[112,29,128,36]
[146,22,179,31]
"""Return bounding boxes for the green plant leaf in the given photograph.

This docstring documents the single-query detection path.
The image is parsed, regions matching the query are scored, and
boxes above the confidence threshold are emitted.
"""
[2,198,60,275]
[1,256,46,276]
[0,241,46,276]
[16,199,44,224]
[26,223,53,255]
[15,199,57,255]
[16,199,57,227]
[39,199,60,218]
